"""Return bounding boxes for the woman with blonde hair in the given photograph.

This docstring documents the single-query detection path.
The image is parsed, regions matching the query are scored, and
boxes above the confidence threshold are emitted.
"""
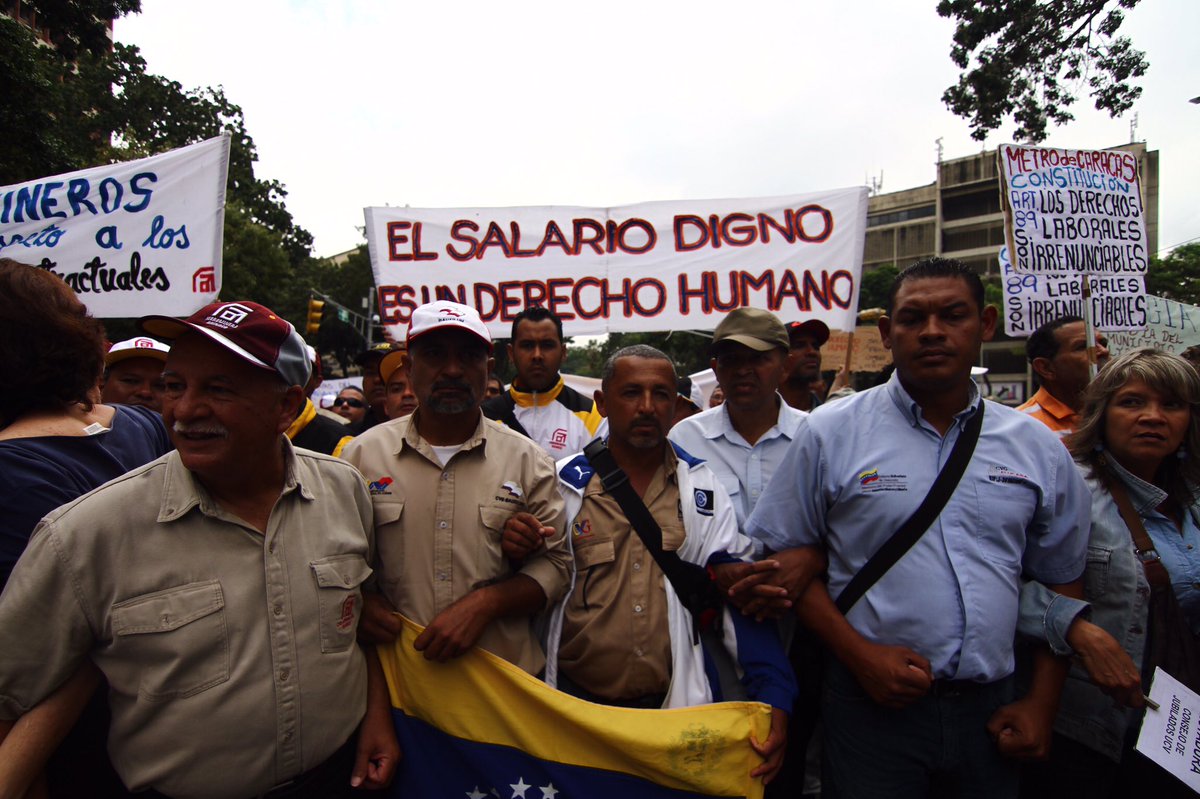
[1025,348,1200,797]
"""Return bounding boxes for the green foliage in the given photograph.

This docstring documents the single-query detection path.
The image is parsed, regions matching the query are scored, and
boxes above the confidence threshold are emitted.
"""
[1146,244,1200,306]
[2,10,315,327]
[14,0,142,60]
[858,264,899,311]
[938,0,1148,143]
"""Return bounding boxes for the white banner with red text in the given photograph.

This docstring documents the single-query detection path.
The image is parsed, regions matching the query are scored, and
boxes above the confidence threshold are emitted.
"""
[364,188,868,338]
[0,135,229,317]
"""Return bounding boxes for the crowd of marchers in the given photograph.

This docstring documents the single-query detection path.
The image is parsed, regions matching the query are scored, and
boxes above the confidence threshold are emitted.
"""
[1,252,1199,799]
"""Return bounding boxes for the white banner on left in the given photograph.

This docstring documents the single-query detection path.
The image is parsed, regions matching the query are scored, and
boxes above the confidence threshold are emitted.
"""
[0,135,230,317]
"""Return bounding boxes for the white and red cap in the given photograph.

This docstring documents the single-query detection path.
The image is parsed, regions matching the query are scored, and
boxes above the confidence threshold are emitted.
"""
[406,301,492,350]
[138,301,311,387]
[105,337,170,366]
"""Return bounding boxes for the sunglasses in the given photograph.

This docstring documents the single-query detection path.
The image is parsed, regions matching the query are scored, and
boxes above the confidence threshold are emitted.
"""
[333,397,365,409]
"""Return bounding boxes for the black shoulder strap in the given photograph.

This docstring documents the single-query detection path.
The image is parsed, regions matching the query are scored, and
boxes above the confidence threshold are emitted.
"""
[834,401,985,615]
[486,391,531,440]
[583,439,722,639]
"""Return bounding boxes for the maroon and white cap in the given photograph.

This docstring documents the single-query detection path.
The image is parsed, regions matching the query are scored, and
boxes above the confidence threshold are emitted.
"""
[138,301,311,387]
[406,301,492,350]
[105,336,170,366]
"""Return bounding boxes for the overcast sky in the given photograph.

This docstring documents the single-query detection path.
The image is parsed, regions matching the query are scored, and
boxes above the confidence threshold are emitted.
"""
[117,0,1199,260]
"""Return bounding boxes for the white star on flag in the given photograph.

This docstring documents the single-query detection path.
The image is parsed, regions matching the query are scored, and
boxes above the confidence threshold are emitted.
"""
[539,783,559,799]
[510,777,531,798]
[466,789,487,799]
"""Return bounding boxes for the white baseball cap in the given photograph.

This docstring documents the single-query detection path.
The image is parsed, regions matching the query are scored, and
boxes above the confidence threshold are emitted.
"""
[106,337,170,366]
[406,301,492,350]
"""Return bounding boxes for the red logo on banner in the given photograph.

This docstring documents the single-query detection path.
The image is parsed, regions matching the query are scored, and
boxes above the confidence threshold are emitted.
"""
[192,267,216,293]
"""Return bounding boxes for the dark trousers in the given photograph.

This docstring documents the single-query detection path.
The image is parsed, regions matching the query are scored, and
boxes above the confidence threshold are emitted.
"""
[822,658,1019,799]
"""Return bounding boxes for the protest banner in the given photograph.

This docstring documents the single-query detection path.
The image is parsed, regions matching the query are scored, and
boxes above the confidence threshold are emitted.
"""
[821,326,892,373]
[1000,245,1146,337]
[0,135,229,318]
[1136,668,1200,792]
[378,616,771,799]
[1107,295,1200,357]
[363,189,868,338]
[998,144,1148,278]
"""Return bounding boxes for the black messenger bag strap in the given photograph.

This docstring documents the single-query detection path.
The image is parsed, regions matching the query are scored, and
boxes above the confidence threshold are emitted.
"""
[582,439,722,639]
[834,400,985,615]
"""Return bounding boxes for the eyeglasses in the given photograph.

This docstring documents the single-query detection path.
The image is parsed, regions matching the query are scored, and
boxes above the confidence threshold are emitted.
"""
[333,397,365,409]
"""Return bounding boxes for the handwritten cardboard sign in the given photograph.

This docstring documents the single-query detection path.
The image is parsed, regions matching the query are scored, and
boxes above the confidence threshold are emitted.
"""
[1106,295,1200,357]
[1136,668,1200,792]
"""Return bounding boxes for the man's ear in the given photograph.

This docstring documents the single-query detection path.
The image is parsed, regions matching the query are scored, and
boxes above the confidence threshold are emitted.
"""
[506,342,515,363]
[1031,356,1056,383]
[277,385,306,433]
[878,316,893,351]
[593,389,607,419]
[980,304,998,343]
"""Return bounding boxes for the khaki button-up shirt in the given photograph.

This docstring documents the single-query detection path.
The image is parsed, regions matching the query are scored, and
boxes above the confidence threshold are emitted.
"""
[341,411,570,674]
[0,440,375,799]
[558,447,683,701]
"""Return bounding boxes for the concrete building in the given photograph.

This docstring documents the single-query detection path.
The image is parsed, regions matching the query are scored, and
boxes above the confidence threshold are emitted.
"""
[863,142,1159,402]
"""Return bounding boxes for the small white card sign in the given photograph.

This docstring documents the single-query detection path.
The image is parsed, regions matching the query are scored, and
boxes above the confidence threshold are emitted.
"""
[1136,667,1200,791]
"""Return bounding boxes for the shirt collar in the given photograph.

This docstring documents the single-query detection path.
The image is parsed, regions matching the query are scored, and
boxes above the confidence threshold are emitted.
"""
[701,393,803,442]
[509,375,565,407]
[157,436,310,524]
[886,370,981,429]
[584,443,678,497]
[1031,387,1077,423]
[1105,455,1169,514]
[401,409,488,462]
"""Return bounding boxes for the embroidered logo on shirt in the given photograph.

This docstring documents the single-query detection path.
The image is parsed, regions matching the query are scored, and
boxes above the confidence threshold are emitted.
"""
[694,488,715,516]
[573,518,592,538]
[493,480,525,506]
[550,428,569,449]
[368,476,394,495]
[337,595,357,630]
[988,465,1030,485]
[857,468,907,493]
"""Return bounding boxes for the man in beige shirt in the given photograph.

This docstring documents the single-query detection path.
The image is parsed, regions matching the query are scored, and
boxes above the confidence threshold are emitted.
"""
[514,345,794,785]
[342,301,570,675]
[0,301,397,799]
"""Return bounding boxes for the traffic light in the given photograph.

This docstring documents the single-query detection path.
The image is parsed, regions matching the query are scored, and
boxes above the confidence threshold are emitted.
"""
[305,299,325,335]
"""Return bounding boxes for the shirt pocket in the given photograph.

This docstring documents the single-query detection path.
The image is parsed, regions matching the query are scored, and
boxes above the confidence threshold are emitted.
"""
[311,554,373,653]
[372,500,405,602]
[572,538,615,611]
[110,580,229,702]
[478,504,511,577]
[973,481,1037,568]
[1083,545,1113,600]
[660,521,686,553]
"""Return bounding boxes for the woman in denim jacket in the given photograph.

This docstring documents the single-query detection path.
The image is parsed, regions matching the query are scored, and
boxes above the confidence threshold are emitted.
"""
[1024,348,1200,797]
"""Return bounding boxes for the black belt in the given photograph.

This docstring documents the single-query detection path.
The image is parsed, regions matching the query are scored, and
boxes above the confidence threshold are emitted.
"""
[140,736,356,799]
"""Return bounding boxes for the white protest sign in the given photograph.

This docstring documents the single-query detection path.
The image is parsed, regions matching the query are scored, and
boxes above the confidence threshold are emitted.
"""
[0,135,229,317]
[1000,245,1146,337]
[364,189,868,338]
[1107,295,1200,357]
[999,144,1148,276]
[1136,667,1200,792]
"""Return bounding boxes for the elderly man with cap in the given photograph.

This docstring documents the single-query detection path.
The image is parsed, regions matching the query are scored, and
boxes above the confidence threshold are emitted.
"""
[99,336,170,413]
[779,319,830,412]
[341,301,570,675]
[0,300,398,798]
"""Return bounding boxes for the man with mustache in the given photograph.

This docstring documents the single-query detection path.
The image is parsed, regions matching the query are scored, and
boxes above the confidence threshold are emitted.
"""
[0,301,397,798]
[341,301,570,675]
[744,258,1091,799]
[519,345,794,785]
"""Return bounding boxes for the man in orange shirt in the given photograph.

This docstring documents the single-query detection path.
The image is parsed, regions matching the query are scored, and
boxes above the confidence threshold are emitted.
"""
[1016,316,1109,437]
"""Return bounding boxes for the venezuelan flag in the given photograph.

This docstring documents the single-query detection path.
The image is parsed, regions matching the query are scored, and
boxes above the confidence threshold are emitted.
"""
[377,616,771,799]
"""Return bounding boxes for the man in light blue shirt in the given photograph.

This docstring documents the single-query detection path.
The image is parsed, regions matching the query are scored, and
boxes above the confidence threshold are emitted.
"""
[745,258,1090,799]
[670,307,807,534]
